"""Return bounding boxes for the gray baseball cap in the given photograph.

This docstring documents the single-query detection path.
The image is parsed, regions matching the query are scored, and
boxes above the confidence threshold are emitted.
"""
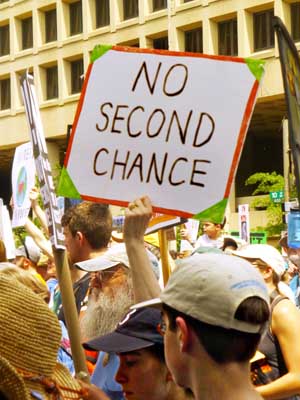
[133,253,269,334]
[15,236,41,265]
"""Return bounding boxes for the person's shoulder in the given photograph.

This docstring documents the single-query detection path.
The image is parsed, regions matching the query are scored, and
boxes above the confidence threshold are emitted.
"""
[272,296,300,331]
[273,297,297,316]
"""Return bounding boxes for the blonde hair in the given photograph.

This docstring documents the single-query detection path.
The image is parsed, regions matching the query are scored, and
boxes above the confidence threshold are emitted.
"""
[0,263,50,304]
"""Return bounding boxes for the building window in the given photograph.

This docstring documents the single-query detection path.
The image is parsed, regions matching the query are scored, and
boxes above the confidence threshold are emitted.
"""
[0,78,10,110]
[22,17,33,50]
[153,0,167,11]
[123,0,138,20]
[218,19,237,56]
[71,59,83,94]
[45,9,57,43]
[70,1,83,36]
[153,36,168,49]
[291,3,300,42]
[95,0,110,28]
[253,9,274,51]
[185,27,203,53]
[0,24,9,56]
[46,66,58,99]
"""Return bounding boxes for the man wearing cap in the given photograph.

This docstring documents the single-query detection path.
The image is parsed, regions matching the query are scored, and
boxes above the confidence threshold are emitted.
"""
[15,236,44,284]
[61,201,159,399]
[133,253,270,400]
[122,196,270,400]
[84,307,188,400]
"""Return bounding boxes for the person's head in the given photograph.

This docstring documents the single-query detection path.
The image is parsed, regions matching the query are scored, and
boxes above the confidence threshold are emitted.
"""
[201,217,226,240]
[279,233,300,269]
[0,263,50,303]
[233,244,286,289]
[84,308,184,400]
[0,275,82,399]
[61,201,112,264]
[78,243,161,341]
[221,237,238,254]
[77,244,135,340]
[80,264,133,340]
[0,240,7,262]
[133,253,270,390]
[14,236,41,270]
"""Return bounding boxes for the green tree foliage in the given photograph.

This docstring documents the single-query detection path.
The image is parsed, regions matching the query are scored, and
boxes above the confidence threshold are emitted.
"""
[245,172,285,235]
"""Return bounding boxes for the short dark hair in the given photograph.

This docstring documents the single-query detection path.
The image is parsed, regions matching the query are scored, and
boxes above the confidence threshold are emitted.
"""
[163,296,269,364]
[61,202,112,250]
[222,237,238,251]
[147,344,165,363]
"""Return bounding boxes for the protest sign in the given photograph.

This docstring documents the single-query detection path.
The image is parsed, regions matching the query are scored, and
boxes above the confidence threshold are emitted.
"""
[11,142,36,228]
[0,199,16,259]
[146,213,186,235]
[20,73,64,249]
[58,45,264,222]
[112,213,185,235]
[20,73,89,380]
[273,17,300,206]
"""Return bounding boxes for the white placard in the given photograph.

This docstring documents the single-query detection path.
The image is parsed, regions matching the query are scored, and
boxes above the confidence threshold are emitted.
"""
[11,142,36,227]
[62,46,264,218]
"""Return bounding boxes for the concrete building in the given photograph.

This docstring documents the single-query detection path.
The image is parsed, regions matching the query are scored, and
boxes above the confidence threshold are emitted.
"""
[0,0,299,230]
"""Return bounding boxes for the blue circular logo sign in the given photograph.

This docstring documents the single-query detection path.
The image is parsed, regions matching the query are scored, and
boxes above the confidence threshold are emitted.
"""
[16,166,27,207]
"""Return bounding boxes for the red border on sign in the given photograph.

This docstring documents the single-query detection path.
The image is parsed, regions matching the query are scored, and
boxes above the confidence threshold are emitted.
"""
[224,79,259,198]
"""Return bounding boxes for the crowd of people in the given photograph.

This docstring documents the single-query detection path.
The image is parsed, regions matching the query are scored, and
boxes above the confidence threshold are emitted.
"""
[1,191,300,400]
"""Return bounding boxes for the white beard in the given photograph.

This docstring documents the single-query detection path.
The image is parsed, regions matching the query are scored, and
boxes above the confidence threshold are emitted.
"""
[80,279,133,341]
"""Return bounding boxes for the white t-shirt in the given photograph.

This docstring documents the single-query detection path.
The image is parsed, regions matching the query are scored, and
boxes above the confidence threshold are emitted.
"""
[194,234,224,249]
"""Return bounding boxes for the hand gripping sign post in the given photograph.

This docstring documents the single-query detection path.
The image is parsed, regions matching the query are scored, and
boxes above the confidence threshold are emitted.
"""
[58,46,264,280]
[20,73,89,382]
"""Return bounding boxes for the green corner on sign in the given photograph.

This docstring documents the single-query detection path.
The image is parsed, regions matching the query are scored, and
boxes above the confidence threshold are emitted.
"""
[193,198,228,224]
[90,44,112,63]
[245,58,265,81]
[57,167,81,199]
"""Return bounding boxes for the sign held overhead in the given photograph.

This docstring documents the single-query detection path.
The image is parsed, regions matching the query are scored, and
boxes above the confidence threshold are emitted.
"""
[59,45,264,220]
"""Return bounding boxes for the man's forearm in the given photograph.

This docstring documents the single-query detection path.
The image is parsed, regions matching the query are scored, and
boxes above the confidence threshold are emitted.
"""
[125,239,161,303]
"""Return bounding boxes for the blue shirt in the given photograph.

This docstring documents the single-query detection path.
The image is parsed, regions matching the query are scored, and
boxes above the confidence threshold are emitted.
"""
[290,274,300,307]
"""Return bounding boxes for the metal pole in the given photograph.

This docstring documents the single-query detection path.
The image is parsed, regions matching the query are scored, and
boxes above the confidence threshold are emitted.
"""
[283,118,290,201]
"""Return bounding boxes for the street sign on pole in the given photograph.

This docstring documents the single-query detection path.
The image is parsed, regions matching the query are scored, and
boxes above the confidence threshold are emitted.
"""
[270,190,284,203]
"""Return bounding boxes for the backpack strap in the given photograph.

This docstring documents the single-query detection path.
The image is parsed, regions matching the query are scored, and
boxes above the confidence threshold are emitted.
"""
[271,294,289,313]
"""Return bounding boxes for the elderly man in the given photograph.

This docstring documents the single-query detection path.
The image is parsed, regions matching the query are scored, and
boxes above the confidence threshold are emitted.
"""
[61,200,159,400]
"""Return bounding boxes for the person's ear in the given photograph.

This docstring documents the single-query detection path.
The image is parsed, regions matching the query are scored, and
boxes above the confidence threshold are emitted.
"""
[261,266,273,279]
[75,231,84,245]
[22,258,30,270]
[176,316,190,353]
